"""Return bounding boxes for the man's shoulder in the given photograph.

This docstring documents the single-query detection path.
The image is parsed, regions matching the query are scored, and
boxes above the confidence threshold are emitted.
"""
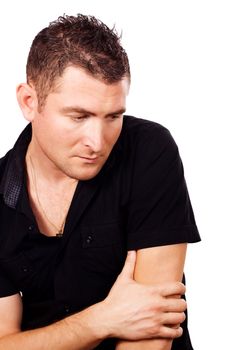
[121,115,175,149]
[123,115,168,132]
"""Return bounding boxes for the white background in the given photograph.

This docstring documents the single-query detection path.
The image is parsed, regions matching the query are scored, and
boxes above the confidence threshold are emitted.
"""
[0,1,232,349]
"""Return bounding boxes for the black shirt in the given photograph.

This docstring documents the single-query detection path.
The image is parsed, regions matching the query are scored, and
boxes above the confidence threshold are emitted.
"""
[0,115,200,349]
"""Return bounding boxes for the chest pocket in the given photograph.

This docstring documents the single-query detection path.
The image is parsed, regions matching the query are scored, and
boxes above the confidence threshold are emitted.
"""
[81,222,123,248]
[0,252,35,292]
[80,222,127,277]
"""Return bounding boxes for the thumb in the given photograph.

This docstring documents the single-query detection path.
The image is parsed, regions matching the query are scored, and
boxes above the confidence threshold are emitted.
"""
[119,250,136,280]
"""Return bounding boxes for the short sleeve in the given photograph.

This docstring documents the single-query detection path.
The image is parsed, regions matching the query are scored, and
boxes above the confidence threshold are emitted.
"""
[126,125,201,250]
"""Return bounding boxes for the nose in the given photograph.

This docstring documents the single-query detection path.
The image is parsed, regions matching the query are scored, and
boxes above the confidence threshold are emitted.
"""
[83,119,104,153]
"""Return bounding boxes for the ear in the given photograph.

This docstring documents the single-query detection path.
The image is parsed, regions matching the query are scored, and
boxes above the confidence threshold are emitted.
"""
[16,83,38,122]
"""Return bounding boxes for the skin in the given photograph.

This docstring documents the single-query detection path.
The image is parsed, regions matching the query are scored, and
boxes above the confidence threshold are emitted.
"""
[116,244,187,350]
[18,66,129,237]
[0,252,186,349]
[0,66,188,349]
[20,66,129,183]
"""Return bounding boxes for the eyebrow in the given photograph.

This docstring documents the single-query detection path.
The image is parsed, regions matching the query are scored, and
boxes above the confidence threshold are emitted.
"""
[60,106,126,117]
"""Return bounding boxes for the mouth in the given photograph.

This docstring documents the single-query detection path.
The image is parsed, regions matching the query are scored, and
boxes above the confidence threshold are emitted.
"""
[78,156,100,163]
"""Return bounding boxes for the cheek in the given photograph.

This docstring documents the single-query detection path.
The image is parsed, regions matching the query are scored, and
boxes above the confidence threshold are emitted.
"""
[34,119,72,153]
[105,122,123,147]
[104,132,118,151]
[45,119,78,145]
[34,115,58,138]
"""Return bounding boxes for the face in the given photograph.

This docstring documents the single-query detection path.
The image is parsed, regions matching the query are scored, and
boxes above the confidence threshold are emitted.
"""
[30,66,129,180]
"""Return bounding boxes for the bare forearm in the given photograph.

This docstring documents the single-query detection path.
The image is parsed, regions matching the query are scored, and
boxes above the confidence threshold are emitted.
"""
[0,252,186,349]
[115,244,187,350]
[0,303,106,350]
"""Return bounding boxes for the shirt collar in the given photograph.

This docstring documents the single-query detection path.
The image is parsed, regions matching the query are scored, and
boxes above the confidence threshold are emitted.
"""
[0,123,32,209]
[0,121,124,210]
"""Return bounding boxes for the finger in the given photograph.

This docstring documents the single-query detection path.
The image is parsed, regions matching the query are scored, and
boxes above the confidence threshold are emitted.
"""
[118,251,136,279]
[165,298,187,313]
[159,325,183,339]
[170,323,182,329]
[157,282,186,297]
[163,311,186,326]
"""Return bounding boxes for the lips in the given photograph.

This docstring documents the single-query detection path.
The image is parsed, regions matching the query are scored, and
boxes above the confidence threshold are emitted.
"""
[80,156,98,160]
[78,155,100,163]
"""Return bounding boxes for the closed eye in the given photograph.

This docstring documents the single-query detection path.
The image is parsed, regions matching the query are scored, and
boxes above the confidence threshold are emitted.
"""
[107,114,123,121]
[70,115,90,122]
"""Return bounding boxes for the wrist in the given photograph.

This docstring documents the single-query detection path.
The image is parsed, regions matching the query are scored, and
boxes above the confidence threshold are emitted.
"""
[94,298,122,339]
[89,300,113,339]
[66,302,110,342]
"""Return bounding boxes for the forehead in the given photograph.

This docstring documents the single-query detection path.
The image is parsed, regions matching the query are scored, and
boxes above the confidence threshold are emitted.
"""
[49,66,130,113]
[54,66,130,96]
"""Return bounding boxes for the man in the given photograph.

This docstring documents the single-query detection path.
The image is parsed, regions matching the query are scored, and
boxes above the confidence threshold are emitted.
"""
[0,14,200,349]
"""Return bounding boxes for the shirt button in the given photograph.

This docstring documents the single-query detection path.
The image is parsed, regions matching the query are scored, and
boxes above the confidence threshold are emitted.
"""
[22,266,28,273]
[28,225,34,231]
[64,305,70,313]
[86,235,93,244]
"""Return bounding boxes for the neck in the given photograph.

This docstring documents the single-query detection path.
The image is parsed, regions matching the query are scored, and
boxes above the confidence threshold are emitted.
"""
[26,142,78,237]
[26,139,76,186]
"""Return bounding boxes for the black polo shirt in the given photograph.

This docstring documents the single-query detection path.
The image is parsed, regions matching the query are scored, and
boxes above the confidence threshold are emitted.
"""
[0,115,200,349]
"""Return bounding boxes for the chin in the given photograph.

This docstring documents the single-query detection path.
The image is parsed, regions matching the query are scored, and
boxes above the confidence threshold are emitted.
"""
[70,167,103,181]
[77,173,100,181]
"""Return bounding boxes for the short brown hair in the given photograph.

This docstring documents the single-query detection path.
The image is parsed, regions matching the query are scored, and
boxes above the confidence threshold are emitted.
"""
[26,14,130,110]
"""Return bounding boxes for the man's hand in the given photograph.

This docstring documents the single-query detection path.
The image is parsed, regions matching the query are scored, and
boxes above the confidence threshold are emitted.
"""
[0,251,186,350]
[98,251,186,341]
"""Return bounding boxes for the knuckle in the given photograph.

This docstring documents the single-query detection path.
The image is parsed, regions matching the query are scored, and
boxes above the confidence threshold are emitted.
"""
[182,312,186,322]
[156,304,165,314]
[169,326,183,339]
[176,281,186,294]
[180,299,187,311]
[153,297,164,312]
[179,312,186,323]
[181,283,186,294]
[183,299,187,310]
[153,285,162,296]
[152,324,161,337]
[164,327,178,339]
[175,327,183,338]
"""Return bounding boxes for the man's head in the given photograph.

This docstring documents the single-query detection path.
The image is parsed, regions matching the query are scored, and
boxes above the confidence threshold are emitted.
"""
[26,14,130,111]
[17,14,130,181]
